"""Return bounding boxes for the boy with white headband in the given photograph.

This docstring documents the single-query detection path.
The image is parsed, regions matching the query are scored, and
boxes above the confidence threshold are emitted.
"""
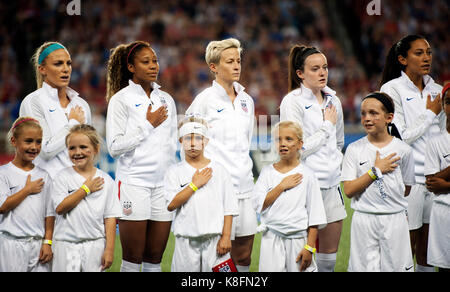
[164,115,239,272]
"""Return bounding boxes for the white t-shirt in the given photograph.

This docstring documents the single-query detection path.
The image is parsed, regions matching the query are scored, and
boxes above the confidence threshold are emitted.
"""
[341,136,415,214]
[106,80,178,188]
[52,167,121,242]
[424,131,450,206]
[164,160,239,238]
[19,82,92,179]
[0,162,54,238]
[253,163,327,238]
[280,84,345,188]
[380,71,444,184]
[186,81,255,196]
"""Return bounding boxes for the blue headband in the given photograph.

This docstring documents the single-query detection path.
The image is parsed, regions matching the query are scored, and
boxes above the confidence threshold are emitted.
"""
[38,43,66,65]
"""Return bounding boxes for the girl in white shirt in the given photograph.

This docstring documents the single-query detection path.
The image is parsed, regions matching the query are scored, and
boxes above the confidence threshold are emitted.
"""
[52,124,121,272]
[105,41,178,272]
[342,92,415,272]
[254,121,327,272]
[0,117,54,272]
[186,38,256,272]
[380,35,443,272]
[165,116,239,272]
[19,41,91,179]
[424,84,450,271]
[279,44,346,272]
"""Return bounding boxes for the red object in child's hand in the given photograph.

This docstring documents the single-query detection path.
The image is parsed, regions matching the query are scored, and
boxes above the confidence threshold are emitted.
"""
[212,258,237,272]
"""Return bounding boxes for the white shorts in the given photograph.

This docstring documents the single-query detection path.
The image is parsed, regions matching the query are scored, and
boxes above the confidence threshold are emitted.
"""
[427,202,450,269]
[52,238,105,272]
[407,184,433,230]
[259,230,317,272]
[348,211,413,272]
[320,185,347,226]
[116,181,173,221]
[0,233,50,272]
[171,235,231,272]
[231,195,258,238]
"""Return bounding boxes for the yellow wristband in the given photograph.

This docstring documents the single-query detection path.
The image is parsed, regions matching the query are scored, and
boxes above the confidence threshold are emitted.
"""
[367,169,377,180]
[304,244,316,254]
[81,184,91,195]
[43,239,52,246]
[189,182,198,192]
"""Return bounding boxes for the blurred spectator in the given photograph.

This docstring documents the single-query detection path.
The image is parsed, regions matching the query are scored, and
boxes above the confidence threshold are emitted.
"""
[0,0,448,157]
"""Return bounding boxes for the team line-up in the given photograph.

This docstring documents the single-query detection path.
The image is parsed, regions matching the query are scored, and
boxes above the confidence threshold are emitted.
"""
[0,35,449,272]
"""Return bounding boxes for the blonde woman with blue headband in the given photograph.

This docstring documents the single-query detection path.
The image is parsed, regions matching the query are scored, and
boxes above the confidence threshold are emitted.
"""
[19,41,91,179]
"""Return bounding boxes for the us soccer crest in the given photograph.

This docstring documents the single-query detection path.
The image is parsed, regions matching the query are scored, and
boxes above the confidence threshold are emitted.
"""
[240,99,248,113]
[122,201,132,216]
[212,258,237,272]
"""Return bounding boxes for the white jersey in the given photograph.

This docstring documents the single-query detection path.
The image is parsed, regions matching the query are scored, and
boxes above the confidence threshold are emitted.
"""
[19,82,92,179]
[0,163,54,238]
[424,131,450,206]
[52,167,121,242]
[253,163,327,238]
[280,84,344,188]
[164,160,239,238]
[380,71,444,183]
[106,80,178,188]
[186,81,255,196]
[341,136,416,214]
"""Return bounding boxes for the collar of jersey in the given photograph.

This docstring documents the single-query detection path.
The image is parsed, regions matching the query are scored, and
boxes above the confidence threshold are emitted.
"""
[400,71,433,92]
[128,79,161,97]
[212,80,246,101]
[297,83,336,101]
[42,81,79,101]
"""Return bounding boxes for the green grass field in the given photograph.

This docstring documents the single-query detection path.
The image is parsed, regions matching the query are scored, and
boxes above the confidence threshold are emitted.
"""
[107,194,354,272]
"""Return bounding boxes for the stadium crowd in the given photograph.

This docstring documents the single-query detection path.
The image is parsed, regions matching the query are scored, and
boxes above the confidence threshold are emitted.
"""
[0,0,449,154]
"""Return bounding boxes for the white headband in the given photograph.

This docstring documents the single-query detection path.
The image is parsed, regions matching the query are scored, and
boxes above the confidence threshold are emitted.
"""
[178,122,208,139]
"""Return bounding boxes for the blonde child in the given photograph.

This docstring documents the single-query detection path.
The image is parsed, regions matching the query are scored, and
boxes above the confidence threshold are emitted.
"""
[0,117,54,272]
[253,121,327,272]
[342,92,415,271]
[164,115,239,272]
[51,124,121,272]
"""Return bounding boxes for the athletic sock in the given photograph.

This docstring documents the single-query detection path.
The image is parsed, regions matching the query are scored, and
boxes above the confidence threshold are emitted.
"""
[142,262,161,272]
[236,265,250,272]
[415,264,435,272]
[120,260,141,272]
[316,252,336,272]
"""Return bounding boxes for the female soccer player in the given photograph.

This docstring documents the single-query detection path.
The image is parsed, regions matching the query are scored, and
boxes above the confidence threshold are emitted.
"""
[342,92,415,272]
[106,41,178,272]
[279,44,346,272]
[19,41,91,179]
[424,84,450,272]
[52,124,121,272]
[185,38,256,272]
[0,117,54,272]
[254,121,327,272]
[380,35,444,272]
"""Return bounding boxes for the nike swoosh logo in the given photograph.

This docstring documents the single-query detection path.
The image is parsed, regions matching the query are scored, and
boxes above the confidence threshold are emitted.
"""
[444,154,450,158]
[135,104,142,107]
[180,182,189,188]
[49,109,56,112]
[406,97,414,101]
[217,108,225,113]
[68,189,76,194]
[305,105,313,109]
[359,161,368,165]
[405,265,413,271]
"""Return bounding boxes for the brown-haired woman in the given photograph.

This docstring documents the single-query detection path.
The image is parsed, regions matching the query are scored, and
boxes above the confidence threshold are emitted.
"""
[105,41,178,272]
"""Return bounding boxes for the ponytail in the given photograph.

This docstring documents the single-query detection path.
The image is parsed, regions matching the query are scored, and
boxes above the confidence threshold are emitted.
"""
[288,44,321,92]
[106,41,151,102]
[380,35,426,86]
